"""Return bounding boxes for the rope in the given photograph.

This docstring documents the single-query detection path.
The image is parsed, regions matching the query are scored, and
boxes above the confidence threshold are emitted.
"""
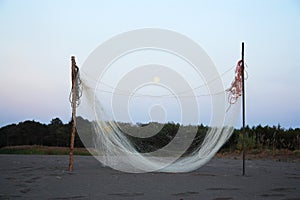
[81,65,237,98]
[71,61,247,101]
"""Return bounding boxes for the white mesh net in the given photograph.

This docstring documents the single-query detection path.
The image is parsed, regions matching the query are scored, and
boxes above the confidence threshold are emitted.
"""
[75,29,241,173]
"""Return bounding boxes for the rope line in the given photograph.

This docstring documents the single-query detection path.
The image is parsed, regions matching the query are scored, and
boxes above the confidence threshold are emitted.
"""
[91,87,226,98]
[81,64,235,92]
[80,65,239,98]
[71,61,247,100]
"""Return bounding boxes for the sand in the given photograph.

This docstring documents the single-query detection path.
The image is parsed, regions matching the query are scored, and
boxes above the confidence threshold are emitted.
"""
[0,155,299,200]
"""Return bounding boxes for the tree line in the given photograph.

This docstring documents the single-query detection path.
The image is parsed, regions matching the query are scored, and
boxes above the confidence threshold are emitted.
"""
[0,118,299,151]
[0,118,83,148]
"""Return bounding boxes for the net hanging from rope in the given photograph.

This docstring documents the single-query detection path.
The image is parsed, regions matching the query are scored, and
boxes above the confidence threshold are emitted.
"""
[74,29,244,173]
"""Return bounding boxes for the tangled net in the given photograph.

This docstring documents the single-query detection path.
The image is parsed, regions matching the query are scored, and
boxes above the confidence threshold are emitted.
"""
[69,61,82,107]
[227,60,245,104]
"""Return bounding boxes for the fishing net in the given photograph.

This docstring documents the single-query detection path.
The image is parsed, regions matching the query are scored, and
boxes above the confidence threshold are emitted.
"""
[74,29,243,173]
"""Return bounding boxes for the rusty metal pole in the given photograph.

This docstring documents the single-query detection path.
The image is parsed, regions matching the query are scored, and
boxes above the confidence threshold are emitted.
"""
[241,42,246,176]
[69,56,76,172]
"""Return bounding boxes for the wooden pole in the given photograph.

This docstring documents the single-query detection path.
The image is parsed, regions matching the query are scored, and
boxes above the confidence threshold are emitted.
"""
[241,42,246,176]
[69,56,76,172]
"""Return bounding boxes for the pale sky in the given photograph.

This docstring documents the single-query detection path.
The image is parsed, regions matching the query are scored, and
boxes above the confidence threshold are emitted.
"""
[0,0,299,128]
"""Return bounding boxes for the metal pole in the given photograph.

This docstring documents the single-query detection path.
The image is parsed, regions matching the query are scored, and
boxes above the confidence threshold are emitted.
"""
[241,42,246,176]
[69,56,76,172]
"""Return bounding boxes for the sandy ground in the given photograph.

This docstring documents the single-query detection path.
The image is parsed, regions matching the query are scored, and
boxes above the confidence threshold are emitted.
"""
[0,155,299,200]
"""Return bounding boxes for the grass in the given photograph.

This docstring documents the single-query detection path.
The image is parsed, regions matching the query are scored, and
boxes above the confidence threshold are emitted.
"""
[0,145,91,156]
[0,145,299,162]
[217,148,300,162]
